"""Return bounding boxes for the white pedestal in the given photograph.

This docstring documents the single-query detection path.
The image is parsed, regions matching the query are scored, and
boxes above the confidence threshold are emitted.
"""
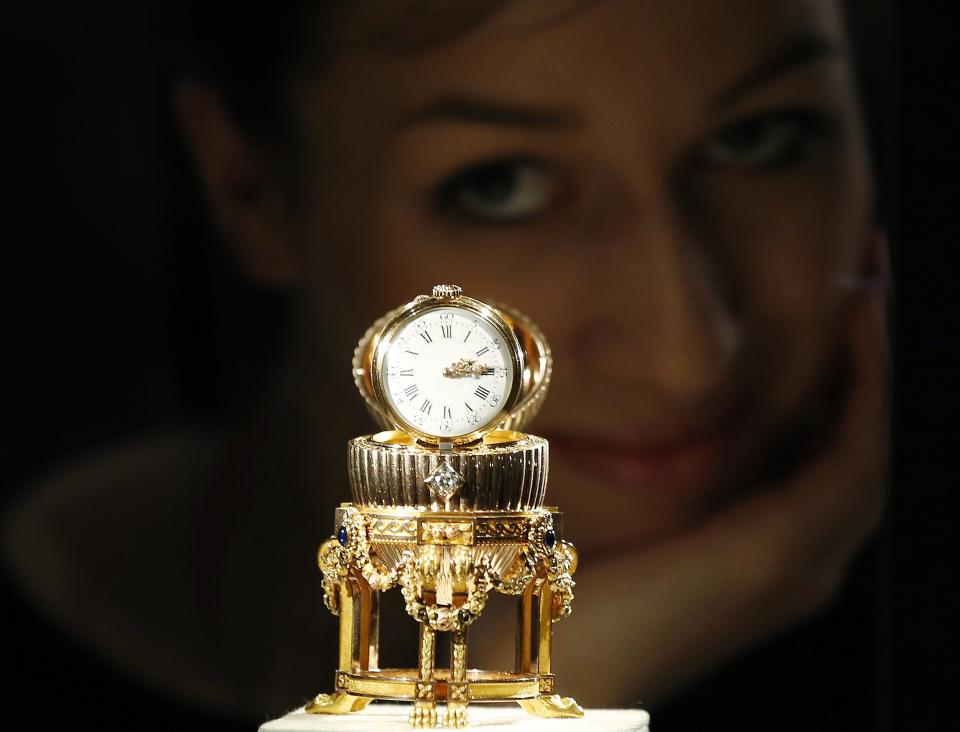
[259,704,650,731]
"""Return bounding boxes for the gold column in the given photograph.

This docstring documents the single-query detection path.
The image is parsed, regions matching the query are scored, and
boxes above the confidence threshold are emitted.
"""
[448,629,469,727]
[368,589,381,671]
[517,578,584,719]
[411,624,438,727]
[306,576,373,715]
[516,582,535,673]
[339,578,356,672]
[537,581,553,675]
[357,576,375,671]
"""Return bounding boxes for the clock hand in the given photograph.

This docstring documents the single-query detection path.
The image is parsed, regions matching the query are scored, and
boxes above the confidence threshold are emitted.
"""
[442,359,494,378]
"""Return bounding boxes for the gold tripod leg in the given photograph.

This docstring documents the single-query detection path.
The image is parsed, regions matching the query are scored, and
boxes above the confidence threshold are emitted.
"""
[518,695,585,718]
[411,624,438,728]
[447,629,469,728]
[305,692,372,714]
[306,578,373,716]
[516,583,535,673]
[517,581,584,719]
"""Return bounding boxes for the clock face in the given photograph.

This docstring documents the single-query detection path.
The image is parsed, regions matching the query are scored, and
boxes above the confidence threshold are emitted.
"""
[381,306,516,439]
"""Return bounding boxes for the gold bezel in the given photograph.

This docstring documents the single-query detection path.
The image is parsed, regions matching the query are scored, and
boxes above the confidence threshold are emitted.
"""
[369,293,524,446]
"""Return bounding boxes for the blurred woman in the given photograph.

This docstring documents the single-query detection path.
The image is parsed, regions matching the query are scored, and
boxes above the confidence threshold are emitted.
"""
[4,0,889,727]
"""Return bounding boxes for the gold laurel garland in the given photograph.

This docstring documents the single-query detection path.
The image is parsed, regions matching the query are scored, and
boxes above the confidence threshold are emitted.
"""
[491,547,537,595]
[527,511,576,620]
[547,547,576,621]
[318,507,574,624]
[319,506,400,614]
[317,540,344,614]
[398,552,493,632]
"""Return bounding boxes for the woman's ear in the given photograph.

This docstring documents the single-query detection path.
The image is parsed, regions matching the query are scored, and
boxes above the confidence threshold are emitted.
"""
[173,80,300,286]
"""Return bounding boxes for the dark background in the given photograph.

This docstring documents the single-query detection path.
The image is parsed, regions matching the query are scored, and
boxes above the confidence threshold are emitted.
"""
[2,1,956,730]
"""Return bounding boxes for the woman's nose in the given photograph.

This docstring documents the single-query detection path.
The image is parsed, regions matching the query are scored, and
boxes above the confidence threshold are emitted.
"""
[573,198,743,397]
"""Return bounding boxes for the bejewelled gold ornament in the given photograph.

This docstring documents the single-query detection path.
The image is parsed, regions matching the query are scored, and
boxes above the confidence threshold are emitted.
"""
[308,286,581,727]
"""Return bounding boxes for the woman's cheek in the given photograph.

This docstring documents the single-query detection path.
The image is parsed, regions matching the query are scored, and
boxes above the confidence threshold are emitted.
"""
[706,162,847,295]
[691,163,855,406]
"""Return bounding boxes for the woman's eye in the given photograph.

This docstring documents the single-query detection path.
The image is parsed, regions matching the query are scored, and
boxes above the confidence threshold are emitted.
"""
[433,156,559,224]
[699,109,834,170]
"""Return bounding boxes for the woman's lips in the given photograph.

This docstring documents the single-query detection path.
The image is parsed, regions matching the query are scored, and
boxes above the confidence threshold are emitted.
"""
[544,411,740,494]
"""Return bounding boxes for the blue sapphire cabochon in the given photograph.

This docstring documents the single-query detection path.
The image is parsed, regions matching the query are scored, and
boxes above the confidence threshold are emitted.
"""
[544,529,557,551]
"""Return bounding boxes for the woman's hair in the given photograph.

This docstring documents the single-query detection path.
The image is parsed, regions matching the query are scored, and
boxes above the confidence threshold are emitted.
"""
[172,2,888,129]
[169,1,518,146]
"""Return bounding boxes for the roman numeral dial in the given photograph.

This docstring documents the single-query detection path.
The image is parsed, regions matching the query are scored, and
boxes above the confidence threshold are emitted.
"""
[381,305,515,438]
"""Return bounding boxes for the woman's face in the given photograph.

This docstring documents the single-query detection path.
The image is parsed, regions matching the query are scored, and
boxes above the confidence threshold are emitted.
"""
[227,0,873,552]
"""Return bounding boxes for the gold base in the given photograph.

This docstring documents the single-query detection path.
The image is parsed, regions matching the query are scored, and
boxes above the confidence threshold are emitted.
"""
[307,668,583,725]
[316,502,579,727]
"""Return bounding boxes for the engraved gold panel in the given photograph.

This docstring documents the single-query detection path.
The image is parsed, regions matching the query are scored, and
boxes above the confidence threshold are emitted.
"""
[420,519,474,545]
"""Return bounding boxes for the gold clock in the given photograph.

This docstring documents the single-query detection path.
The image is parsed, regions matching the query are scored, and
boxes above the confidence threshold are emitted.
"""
[353,284,551,445]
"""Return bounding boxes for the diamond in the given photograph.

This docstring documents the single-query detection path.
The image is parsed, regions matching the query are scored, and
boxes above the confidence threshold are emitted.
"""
[424,460,464,502]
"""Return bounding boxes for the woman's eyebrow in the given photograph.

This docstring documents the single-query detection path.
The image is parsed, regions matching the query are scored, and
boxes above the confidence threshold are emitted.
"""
[396,33,839,133]
[397,94,584,132]
[713,33,842,109]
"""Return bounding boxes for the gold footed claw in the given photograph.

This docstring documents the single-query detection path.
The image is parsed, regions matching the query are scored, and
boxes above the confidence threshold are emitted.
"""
[518,694,585,718]
[445,701,469,728]
[304,691,372,714]
[410,700,439,728]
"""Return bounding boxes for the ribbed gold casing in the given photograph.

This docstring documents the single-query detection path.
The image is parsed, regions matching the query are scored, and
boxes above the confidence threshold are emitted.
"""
[347,432,548,511]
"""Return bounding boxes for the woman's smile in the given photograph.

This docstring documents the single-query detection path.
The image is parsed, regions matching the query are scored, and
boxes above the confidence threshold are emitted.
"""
[544,392,749,495]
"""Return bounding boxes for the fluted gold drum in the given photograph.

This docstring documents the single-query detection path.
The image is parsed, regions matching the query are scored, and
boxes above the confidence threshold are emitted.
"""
[347,430,548,510]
